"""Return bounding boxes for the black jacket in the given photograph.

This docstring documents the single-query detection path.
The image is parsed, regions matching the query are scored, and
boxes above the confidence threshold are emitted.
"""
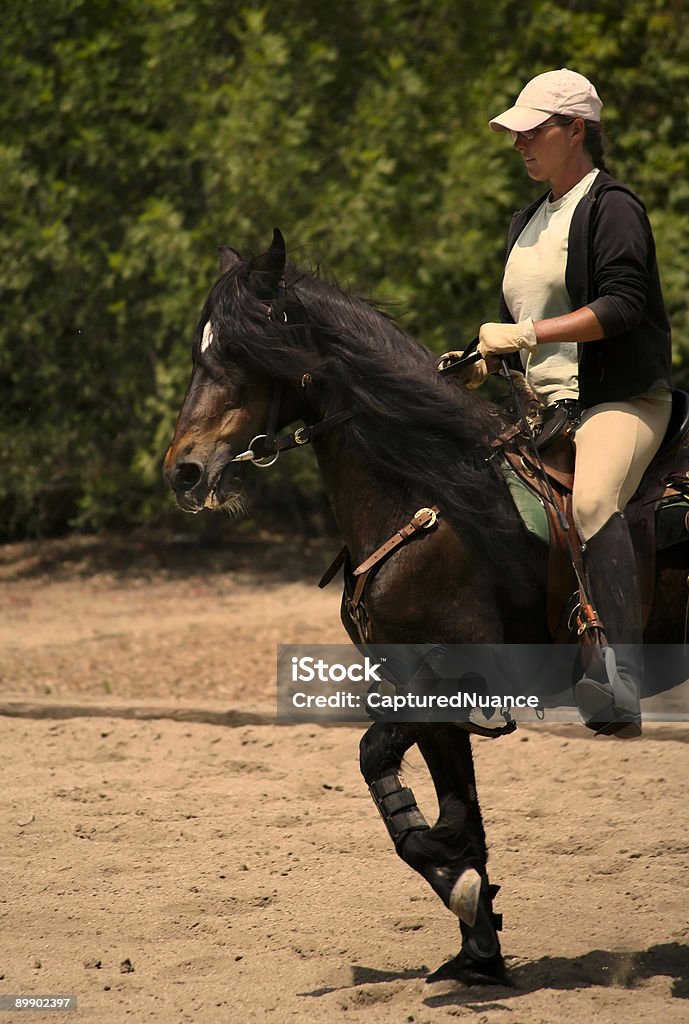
[499,171,672,407]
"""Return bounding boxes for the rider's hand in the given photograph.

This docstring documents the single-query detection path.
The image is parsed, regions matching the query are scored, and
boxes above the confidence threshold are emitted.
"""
[436,350,463,370]
[478,318,538,357]
[436,350,490,389]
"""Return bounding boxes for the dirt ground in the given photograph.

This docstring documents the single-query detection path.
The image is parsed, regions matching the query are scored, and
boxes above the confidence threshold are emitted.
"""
[1,533,688,1024]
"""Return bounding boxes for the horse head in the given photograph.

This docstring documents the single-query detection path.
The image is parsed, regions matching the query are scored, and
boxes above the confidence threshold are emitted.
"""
[164,228,516,560]
[163,229,308,514]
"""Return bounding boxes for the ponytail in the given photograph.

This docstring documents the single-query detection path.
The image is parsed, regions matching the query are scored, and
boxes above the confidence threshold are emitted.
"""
[583,120,609,172]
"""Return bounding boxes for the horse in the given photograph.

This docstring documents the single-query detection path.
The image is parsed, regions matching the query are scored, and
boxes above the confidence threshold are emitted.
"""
[163,229,689,985]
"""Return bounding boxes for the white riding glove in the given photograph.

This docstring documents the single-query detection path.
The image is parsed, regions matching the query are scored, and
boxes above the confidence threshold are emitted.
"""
[436,350,489,389]
[477,318,538,358]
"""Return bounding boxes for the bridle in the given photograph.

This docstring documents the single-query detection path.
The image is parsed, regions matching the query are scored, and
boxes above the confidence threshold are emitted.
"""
[226,378,354,469]
[226,280,354,469]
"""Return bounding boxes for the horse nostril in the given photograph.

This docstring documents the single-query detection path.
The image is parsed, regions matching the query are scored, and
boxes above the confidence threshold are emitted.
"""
[174,460,203,492]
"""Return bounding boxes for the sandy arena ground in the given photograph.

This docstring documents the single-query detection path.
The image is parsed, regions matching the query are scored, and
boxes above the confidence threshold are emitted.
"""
[1,533,688,1024]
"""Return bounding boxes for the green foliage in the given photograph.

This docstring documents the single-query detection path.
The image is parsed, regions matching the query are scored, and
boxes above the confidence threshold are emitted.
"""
[2,0,689,537]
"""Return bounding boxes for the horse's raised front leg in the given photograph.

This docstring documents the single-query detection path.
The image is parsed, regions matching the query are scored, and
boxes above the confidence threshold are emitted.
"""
[359,720,507,985]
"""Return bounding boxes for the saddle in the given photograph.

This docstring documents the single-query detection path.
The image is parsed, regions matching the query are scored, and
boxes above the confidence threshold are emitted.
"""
[501,389,689,640]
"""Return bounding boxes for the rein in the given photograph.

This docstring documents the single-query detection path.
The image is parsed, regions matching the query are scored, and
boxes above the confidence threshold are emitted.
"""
[437,335,483,377]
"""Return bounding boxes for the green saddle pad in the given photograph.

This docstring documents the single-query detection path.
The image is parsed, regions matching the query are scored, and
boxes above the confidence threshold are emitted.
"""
[501,463,689,551]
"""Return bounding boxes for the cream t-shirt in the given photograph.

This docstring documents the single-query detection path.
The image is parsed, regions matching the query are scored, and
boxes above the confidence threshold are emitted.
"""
[503,169,600,404]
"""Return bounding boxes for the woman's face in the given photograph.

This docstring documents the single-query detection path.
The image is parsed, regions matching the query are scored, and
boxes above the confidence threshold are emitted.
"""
[512,119,580,185]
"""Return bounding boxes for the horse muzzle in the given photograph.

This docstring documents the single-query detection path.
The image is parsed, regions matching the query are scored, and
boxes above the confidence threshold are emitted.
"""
[163,445,244,513]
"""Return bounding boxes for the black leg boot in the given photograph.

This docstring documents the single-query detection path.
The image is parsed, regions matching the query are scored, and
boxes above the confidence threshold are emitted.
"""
[574,512,643,738]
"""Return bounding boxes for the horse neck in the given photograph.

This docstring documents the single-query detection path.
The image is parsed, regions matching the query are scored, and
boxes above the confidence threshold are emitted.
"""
[311,428,423,567]
[289,293,509,564]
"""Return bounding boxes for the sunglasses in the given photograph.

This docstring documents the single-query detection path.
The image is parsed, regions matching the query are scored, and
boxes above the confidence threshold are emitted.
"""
[509,117,575,142]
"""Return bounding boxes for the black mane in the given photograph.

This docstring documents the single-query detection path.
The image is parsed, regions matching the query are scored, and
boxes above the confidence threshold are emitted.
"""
[197,257,523,546]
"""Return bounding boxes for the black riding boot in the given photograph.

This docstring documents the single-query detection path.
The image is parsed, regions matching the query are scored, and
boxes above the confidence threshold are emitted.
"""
[574,512,643,738]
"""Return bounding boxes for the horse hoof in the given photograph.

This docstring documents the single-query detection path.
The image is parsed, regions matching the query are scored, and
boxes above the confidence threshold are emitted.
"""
[425,950,511,987]
[448,868,481,926]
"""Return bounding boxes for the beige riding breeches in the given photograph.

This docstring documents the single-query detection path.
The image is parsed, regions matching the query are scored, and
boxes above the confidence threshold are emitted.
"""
[572,393,672,542]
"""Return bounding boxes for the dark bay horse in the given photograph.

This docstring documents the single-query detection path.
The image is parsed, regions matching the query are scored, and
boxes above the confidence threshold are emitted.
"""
[164,229,689,985]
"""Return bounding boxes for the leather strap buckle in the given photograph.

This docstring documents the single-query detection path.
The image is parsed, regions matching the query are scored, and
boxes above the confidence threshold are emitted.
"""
[413,507,438,529]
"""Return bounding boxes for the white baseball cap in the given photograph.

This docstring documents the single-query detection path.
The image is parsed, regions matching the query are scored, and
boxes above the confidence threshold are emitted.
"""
[489,69,603,133]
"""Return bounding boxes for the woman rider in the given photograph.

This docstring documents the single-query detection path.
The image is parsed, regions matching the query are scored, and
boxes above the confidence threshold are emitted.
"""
[444,69,673,736]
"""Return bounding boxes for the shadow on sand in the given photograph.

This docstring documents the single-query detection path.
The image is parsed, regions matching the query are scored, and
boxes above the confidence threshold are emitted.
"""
[422,941,689,1008]
[297,942,689,1004]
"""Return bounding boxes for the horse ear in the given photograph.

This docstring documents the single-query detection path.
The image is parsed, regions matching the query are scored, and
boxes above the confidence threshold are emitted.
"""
[248,228,286,299]
[218,245,241,275]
